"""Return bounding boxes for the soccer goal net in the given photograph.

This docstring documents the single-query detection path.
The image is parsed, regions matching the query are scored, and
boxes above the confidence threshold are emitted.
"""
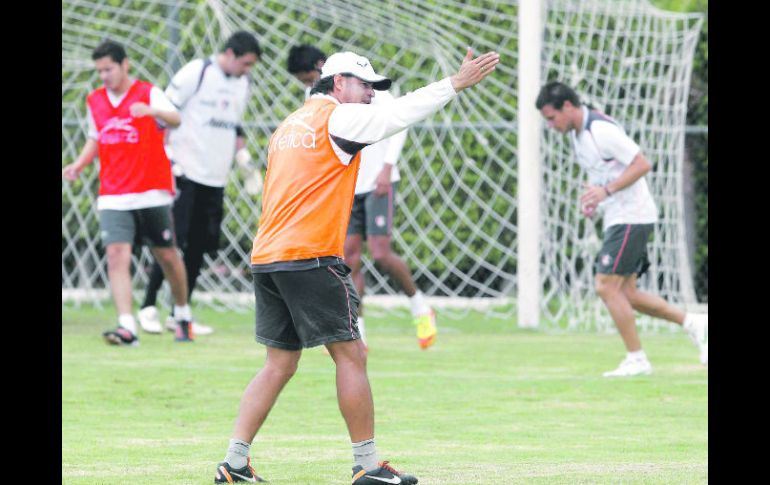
[62,0,704,331]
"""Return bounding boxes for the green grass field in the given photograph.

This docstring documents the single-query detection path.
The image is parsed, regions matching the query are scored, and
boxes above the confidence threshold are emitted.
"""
[62,305,707,484]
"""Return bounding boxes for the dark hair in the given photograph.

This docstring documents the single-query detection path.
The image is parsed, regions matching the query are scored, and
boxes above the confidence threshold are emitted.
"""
[287,44,326,74]
[222,31,261,59]
[91,40,127,63]
[308,75,335,95]
[308,73,357,95]
[535,81,581,110]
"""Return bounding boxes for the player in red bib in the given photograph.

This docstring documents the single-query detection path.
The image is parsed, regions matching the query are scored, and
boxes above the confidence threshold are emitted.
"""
[63,40,197,345]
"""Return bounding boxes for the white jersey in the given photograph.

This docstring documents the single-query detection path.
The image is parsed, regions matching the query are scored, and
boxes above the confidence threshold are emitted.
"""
[570,106,658,230]
[302,87,408,194]
[165,56,250,187]
[87,83,177,211]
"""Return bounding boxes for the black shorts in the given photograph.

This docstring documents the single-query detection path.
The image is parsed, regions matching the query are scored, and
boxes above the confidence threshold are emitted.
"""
[347,181,398,238]
[172,175,224,253]
[595,223,654,276]
[98,206,176,248]
[252,263,361,350]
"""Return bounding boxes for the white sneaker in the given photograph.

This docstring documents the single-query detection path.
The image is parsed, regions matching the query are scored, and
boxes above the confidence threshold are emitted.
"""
[137,306,163,334]
[602,356,653,377]
[684,313,708,365]
[165,316,214,335]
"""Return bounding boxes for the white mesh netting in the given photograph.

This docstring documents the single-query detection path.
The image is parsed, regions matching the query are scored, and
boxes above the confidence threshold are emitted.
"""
[62,0,703,330]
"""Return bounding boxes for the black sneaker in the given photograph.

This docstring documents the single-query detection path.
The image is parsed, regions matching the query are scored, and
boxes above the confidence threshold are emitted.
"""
[102,327,139,346]
[214,458,267,483]
[352,461,418,485]
[174,320,194,342]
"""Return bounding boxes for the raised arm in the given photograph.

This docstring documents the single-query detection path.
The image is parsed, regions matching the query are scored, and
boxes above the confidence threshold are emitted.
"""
[328,48,500,146]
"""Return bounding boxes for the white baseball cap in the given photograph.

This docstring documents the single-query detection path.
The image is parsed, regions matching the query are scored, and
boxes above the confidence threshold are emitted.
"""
[320,51,391,90]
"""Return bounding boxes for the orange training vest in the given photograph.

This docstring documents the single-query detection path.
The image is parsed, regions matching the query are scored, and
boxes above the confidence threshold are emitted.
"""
[250,98,362,265]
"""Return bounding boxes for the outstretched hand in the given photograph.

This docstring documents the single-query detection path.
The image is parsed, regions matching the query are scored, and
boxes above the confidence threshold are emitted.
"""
[450,47,500,92]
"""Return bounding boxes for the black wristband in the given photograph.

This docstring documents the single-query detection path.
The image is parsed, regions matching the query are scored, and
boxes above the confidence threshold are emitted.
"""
[603,185,612,197]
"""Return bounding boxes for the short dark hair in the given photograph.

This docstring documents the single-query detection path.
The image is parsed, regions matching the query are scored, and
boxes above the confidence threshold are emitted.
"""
[535,81,581,110]
[308,75,335,95]
[222,31,261,59]
[307,73,357,96]
[287,44,326,74]
[92,40,127,63]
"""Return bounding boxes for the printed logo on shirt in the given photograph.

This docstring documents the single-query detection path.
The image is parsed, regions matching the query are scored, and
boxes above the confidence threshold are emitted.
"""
[601,254,612,266]
[98,117,139,145]
[207,118,239,130]
[270,110,317,152]
[375,215,386,227]
[162,229,172,241]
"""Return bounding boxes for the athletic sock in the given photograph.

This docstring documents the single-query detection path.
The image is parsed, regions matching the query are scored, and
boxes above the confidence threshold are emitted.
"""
[173,304,192,322]
[118,314,137,334]
[409,290,431,317]
[628,349,647,361]
[224,438,250,469]
[352,438,379,472]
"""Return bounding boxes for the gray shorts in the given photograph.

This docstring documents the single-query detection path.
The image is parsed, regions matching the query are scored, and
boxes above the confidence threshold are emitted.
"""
[252,262,361,350]
[98,206,176,248]
[595,223,654,276]
[347,181,398,238]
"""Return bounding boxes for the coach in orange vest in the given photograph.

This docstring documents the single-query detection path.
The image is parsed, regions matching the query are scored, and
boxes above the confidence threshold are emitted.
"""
[214,48,500,485]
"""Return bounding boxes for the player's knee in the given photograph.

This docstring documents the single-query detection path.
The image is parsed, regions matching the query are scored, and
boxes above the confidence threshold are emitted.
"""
[594,276,620,300]
[153,247,179,266]
[264,358,299,381]
[623,287,641,308]
[105,245,130,269]
[372,253,391,267]
[371,245,394,265]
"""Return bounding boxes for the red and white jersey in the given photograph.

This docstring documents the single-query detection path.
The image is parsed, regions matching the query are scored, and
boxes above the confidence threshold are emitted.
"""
[87,80,177,210]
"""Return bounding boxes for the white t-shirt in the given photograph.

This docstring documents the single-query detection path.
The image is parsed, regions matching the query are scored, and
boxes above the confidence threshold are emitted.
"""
[569,106,658,230]
[165,56,250,187]
[87,82,178,211]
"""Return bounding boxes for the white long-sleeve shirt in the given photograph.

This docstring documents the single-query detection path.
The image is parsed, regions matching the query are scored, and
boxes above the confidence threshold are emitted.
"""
[311,77,457,165]
[354,90,407,194]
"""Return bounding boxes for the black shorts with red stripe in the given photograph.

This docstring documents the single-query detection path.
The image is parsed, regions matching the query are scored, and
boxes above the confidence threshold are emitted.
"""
[594,223,654,276]
[251,261,361,350]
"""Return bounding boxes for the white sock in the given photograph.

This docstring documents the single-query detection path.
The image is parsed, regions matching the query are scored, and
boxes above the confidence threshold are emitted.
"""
[224,438,250,469]
[174,304,192,322]
[357,317,367,345]
[352,438,378,472]
[409,290,431,317]
[628,350,647,361]
[118,314,137,334]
